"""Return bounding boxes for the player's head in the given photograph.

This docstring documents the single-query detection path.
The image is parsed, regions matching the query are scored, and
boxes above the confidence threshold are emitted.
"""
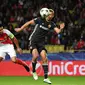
[45,9,54,21]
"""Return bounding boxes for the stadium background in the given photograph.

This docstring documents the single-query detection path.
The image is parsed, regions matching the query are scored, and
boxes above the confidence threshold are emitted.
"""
[0,0,85,85]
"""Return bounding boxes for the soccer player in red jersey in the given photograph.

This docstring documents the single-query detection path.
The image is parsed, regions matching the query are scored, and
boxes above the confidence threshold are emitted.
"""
[0,26,30,72]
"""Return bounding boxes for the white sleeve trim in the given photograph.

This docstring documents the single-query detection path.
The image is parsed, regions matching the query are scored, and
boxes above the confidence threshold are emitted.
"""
[3,29,14,39]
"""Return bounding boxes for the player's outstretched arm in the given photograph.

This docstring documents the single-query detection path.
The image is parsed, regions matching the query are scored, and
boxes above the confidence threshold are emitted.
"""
[15,20,35,32]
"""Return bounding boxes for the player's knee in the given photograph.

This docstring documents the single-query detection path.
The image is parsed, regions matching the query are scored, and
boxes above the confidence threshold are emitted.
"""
[34,55,39,59]
[11,58,16,63]
[12,60,16,63]
[32,56,38,62]
[0,57,3,62]
[42,57,48,63]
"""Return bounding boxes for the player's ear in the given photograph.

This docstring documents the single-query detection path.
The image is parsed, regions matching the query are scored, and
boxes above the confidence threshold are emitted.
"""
[0,24,4,31]
[0,27,3,31]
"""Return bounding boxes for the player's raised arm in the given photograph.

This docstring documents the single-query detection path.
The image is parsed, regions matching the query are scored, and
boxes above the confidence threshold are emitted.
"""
[15,19,35,32]
[3,29,23,54]
[54,22,65,33]
[12,37,22,54]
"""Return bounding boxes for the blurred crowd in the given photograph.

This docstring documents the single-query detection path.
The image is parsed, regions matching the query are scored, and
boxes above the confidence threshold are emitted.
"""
[0,0,85,50]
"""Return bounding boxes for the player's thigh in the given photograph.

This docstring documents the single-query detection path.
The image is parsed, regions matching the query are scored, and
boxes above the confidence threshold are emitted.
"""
[29,41,39,58]
[0,46,6,60]
[6,44,16,58]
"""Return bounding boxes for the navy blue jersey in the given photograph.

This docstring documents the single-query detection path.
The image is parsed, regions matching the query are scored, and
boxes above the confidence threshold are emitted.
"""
[29,17,56,42]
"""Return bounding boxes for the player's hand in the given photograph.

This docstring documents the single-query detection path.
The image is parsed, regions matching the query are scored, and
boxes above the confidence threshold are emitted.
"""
[15,28,21,32]
[60,23,65,29]
[17,48,23,54]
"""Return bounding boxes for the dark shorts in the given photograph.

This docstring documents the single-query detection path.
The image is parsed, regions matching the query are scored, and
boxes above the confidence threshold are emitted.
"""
[29,40,47,54]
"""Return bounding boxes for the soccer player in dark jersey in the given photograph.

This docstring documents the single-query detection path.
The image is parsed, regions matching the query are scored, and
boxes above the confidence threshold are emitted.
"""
[15,8,65,84]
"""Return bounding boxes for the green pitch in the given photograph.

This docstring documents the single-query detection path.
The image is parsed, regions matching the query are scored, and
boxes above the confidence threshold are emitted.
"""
[0,76,85,85]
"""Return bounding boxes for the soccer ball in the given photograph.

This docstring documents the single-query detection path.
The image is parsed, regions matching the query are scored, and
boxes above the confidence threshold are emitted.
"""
[40,8,50,18]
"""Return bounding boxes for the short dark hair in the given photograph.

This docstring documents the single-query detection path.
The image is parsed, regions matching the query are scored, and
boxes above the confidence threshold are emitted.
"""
[0,24,3,27]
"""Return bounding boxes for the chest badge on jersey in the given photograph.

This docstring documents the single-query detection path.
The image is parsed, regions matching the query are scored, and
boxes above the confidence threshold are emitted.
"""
[42,23,44,25]
[4,36,7,40]
[48,24,51,28]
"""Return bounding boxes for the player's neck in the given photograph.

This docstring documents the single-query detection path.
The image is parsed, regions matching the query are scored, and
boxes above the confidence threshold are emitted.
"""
[46,18,50,22]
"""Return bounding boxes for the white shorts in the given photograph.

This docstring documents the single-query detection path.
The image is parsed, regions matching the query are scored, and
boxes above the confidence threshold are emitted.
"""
[0,44,16,59]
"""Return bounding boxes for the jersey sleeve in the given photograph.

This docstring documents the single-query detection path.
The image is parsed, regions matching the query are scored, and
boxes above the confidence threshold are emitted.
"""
[3,29,14,39]
[51,22,57,30]
[34,17,40,24]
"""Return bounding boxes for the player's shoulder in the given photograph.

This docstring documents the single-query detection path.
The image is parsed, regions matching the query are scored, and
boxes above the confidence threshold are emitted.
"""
[3,29,11,33]
[50,21,56,26]
[3,29,10,32]
[34,17,41,21]
[33,17,43,24]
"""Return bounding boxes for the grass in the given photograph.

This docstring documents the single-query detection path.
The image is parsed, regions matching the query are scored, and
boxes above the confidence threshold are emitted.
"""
[0,76,85,85]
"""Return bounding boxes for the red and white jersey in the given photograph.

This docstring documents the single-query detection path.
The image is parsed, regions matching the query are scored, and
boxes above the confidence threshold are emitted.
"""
[0,29,14,45]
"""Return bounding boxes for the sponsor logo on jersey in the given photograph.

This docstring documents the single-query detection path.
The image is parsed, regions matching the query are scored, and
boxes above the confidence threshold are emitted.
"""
[48,24,51,28]
[40,25,49,30]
